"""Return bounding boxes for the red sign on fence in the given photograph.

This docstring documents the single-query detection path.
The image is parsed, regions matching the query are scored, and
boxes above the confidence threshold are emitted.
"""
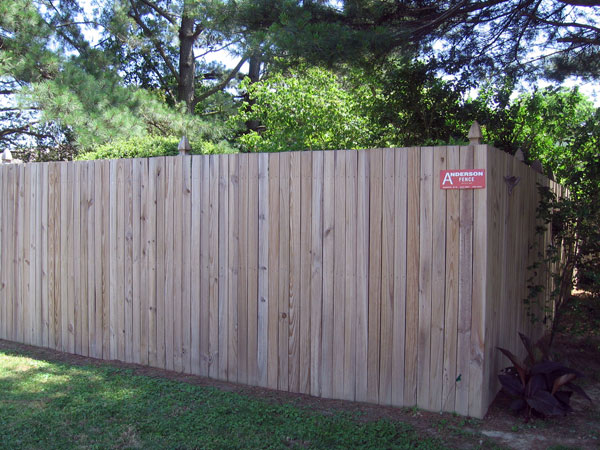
[439,169,486,190]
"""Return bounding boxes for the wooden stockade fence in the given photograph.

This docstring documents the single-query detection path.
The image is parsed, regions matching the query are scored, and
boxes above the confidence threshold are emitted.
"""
[0,145,559,418]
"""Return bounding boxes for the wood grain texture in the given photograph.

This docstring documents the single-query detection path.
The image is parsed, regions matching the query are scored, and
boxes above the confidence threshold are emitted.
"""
[321,150,335,398]
[299,151,312,395]
[343,150,357,401]
[208,155,220,379]
[392,149,408,407]
[247,155,259,386]
[442,146,460,412]
[0,147,561,419]
[218,155,229,380]
[288,152,301,393]
[379,148,395,406]
[367,148,383,403]
[404,148,420,406]
[237,154,249,384]
[355,150,369,403]
[278,153,290,392]
[430,147,447,411]
[181,155,192,373]
[257,153,269,387]
[456,146,474,416]
[333,151,346,399]
[310,151,324,398]
[267,153,280,390]
[227,154,239,382]
[469,145,488,418]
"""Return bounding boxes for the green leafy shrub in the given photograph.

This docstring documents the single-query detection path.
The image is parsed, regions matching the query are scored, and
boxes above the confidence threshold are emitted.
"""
[232,67,372,152]
[497,333,591,418]
[76,135,236,160]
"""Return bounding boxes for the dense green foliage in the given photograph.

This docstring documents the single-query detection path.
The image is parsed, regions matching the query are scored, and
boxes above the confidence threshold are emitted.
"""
[0,349,446,449]
[234,67,372,152]
[76,135,236,160]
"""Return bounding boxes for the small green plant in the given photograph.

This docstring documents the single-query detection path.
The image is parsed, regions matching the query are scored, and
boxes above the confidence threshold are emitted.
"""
[497,333,592,419]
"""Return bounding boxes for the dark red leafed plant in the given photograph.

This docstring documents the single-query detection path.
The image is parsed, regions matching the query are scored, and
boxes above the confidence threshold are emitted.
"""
[497,333,592,419]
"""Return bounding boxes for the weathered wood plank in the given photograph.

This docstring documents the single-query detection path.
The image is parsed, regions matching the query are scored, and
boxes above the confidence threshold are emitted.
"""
[288,151,301,393]
[0,167,5,340]
[147,158,159,367]
[259,153,272,387]
[237,154,249,384]
[333,151,346,399]
[247,155,259,386]
[164,157,175,370]
[355,150,370,403]
[228,154,239,382]
[132,159,142,364]
[442,146,460,412]
[469,144,488,418]
[367,148,383,403]
[430,147,447,411]
[379,148,395,406]
[278,152,290,392]
[417,147,434,409]
[218,155,230,380]
[116,160,126,361]
[31,164,41,346]
[199,155,210,376]
[181,155,192,373]
[392,148,408,406]
[310,151,324,398]
[124,160,134,363]
[155,157,166,369]
[41,163,49,348]
[405,147,420,406]
[456,145,474,416]
[344,150,358,402]
[139,158,149,366]
[208,155,220,379]
[79,162,89,356]
[60,163,69,353]
[22,164,31,346]
[191,156,202,375]
[72,163,81,355]
[321,150,335,398]
[100,161,110,359]
[171,156,183,372]
[299,151,312,395]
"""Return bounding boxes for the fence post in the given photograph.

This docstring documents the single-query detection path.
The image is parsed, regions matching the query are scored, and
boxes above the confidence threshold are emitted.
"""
[468,121,482,146]
[178,136,191,155]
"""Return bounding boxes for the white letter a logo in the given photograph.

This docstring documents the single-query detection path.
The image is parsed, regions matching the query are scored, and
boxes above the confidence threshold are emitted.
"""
[442,173,453,185]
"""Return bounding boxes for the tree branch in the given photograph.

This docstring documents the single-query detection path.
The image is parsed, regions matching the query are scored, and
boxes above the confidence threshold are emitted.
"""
[137,0,177,25]
[192,57,247,107]
[128,1,180,83]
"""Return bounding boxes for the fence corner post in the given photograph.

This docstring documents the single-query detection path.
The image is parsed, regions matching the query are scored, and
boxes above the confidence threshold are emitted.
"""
[468,121,482,146]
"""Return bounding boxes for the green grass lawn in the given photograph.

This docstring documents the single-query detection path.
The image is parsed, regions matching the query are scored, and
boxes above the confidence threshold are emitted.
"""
[0,348,446,449]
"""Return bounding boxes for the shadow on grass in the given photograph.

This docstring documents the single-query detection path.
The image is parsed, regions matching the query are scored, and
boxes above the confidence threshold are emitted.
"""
[0,349,447,449]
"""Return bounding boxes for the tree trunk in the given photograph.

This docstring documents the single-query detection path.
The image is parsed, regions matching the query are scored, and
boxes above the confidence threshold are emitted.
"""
[178,13,196,113]
[244,53,262,135]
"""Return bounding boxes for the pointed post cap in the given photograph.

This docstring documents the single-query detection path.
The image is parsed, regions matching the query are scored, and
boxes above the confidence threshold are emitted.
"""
[178,136,191,155]
[514,148,525,162]
[468,121,482,145]
[2,148,13,163]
